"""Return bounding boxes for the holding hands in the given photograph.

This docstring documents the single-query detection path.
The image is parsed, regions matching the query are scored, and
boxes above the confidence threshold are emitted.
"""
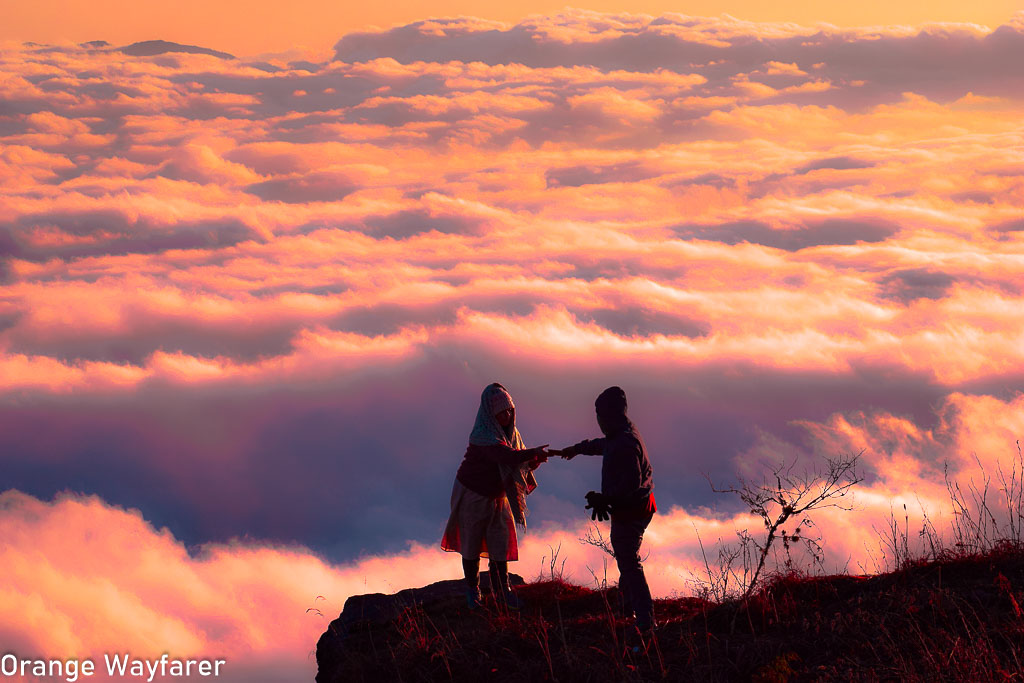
[546,446,577,460]
[526,445,550,468]
[524,444,581,468]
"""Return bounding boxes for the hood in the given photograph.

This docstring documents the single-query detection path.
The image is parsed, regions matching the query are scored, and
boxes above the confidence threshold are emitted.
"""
[595,386,630,436]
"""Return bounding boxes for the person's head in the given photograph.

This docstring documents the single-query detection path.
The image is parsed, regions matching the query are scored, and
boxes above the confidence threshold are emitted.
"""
[469,382,519,447]
[495,406,514,428]
[595,386,629,436]
[484,383,516,430]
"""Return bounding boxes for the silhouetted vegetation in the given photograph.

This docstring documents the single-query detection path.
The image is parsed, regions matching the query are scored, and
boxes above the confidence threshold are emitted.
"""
[317,546,1024,682]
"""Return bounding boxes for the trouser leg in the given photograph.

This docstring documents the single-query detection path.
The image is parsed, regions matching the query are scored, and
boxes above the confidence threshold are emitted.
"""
[610,514,654,630]
[462,558,480,591]
[488,560,508,595]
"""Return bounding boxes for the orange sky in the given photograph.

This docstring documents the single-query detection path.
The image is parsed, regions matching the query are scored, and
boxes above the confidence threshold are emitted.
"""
[5,0,1022,55]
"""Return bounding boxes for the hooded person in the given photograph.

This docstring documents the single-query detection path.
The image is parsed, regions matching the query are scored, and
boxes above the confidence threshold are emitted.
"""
[441,383,548,609]
[552,386,657,633]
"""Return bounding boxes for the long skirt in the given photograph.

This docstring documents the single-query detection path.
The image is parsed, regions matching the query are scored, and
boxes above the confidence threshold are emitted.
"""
[440,479,518,561]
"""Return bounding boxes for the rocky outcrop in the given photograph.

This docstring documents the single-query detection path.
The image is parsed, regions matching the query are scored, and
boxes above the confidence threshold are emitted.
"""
[316,573,523,683]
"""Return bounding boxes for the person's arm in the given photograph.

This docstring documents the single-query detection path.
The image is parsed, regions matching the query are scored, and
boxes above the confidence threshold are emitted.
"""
[469,443,547,465]
[555,437,606,459]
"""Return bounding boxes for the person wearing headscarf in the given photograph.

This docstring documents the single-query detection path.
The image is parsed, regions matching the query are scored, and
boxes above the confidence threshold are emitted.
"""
[441,382,549,609]
[552,386,657,633]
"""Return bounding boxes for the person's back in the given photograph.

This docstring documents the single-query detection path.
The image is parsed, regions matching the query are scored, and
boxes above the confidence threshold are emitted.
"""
[598,413,654,516]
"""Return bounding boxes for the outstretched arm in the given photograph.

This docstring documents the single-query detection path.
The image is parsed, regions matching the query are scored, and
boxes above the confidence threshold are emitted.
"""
[551,438,605,460]
[471,443,549,466]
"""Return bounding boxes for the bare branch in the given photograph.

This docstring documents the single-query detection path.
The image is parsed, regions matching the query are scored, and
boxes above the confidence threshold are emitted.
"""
[578,523,615,559]
[701,451,863,601]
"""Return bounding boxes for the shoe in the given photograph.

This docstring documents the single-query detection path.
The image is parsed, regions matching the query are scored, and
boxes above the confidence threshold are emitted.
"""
[466,588,482,610]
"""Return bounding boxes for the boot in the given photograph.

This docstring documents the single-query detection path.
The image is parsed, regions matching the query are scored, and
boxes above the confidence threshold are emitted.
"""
[489,561,523,610]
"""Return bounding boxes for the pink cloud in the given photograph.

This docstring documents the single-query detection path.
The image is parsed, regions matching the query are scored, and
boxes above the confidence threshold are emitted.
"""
[157,144,261,186]
[0,490,439,682]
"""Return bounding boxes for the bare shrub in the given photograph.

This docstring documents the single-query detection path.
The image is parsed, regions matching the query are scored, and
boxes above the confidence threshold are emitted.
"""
[877,440,1024,569]
[579,522,615,559]
[700,451,863,601]
[874,502,911,570]
[538,542,569,582]
[945,443,1024,555]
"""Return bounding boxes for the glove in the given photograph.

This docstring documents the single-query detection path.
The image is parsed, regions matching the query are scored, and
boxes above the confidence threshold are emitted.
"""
[585,491,611,522]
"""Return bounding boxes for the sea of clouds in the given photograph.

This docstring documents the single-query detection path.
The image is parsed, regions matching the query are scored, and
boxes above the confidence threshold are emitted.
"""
[2,10,1023,679]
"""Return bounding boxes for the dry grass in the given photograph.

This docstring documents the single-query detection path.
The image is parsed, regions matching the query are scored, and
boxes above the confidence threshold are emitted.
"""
[319,545,1024,682]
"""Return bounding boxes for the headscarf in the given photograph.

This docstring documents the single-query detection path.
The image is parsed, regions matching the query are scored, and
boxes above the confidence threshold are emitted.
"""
[468,382,537,527]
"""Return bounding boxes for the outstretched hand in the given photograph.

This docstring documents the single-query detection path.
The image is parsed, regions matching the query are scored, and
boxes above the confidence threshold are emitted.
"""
[528,445,550,467]
[548,447,577,460]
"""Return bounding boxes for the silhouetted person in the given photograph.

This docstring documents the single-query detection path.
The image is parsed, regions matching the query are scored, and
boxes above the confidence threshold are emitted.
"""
[441,383,548,609]
[553,386,657,632]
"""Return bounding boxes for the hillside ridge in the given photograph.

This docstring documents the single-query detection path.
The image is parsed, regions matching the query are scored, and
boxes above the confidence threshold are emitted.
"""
[316,547,1024,681]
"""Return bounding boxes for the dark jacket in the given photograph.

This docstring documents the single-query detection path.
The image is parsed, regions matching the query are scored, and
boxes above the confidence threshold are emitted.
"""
[456,443,536,498]
[569,387,655,515]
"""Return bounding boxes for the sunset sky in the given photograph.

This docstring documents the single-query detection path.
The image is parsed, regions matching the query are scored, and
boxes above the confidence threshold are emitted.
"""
[2,3,1024,680]
[6,1,1023,56]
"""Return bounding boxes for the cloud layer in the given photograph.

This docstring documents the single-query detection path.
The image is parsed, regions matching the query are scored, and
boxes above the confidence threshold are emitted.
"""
[2,9,1023,676]
[5,389,1024,678]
